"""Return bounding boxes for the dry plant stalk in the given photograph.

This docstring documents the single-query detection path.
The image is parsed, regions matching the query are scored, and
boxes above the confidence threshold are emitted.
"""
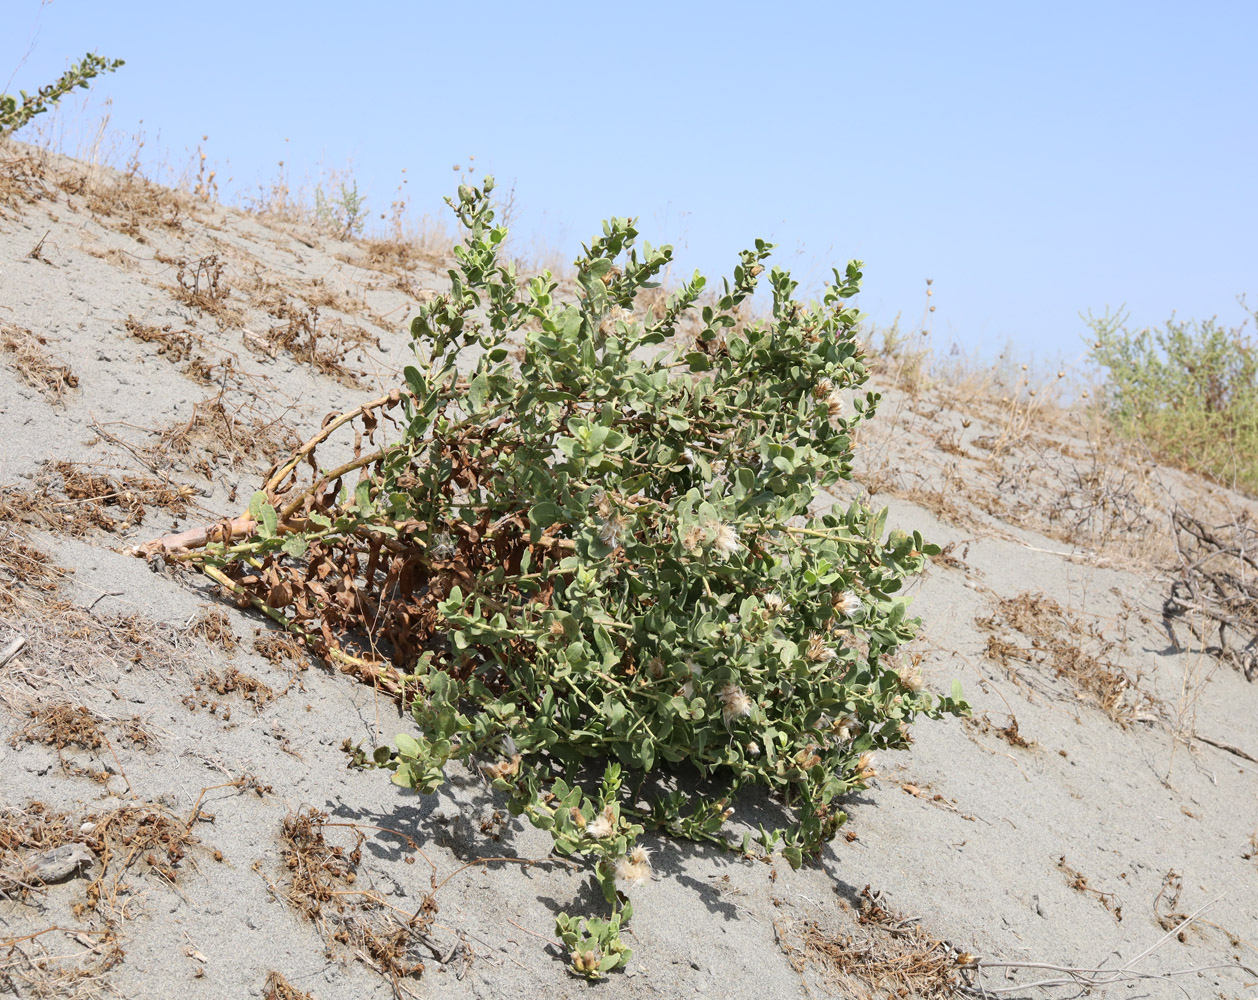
[1165,508,1258,680]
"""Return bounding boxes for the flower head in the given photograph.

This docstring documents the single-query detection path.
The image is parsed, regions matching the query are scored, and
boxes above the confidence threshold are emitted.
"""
[710,521,741,560]
[615,852,651,886]
[718,683,754,725]
[761,593,788,618]
[806,635,836,663]
[598,513,627,549]
[834,589,861,617]
[586,804,616,840]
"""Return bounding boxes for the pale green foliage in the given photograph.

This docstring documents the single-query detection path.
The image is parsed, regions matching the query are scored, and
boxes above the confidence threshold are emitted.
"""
[200,178,965,976]
[314,178,368,238]
[1088,309,1258,494]
[0,53,124,137]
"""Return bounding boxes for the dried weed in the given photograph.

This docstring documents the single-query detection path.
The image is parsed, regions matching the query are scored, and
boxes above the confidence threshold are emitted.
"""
[775,885,970,999]
[977,592,1160,726]
[1057,855,1123,922]
[277,808,469,994]
[182,666,274,720]
[1165,509,1258,680]
[0,323,79,403]
[263,970,315,1000]
[0,461,196,538]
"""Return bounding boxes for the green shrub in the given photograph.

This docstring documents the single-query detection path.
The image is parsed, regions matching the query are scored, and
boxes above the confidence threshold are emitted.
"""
[0,53,124,137]
[180,178,965,976]
[1087,309,1258,494]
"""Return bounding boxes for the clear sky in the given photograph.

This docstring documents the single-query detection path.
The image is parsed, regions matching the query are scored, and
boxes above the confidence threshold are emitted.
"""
[5,1,1256,361]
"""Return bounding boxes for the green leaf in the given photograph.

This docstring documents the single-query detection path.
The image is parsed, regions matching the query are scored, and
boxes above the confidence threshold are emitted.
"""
[529,502,563,528]
[468,373,489,410]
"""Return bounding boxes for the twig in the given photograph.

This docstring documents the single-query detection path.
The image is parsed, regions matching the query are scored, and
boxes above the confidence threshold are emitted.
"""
[0,633,26,667]
[1194,733,1258,763]
[963,894,1227,995]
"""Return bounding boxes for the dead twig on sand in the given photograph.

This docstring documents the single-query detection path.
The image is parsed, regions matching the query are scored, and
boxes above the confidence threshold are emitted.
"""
[962,895,1237,995]
[1164,508,1258,680]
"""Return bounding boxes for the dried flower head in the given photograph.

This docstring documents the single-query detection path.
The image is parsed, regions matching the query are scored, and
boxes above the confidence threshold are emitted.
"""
[812,377,834,402]
[833,713,859,742]
[586,804,616,840]
[806,635,836,663]
[429,531,456,560]
[647,656,665,679]
[615,853,651,886]
[834,589,861,617]
[710,521,741,560]
[682,525,705,554]
[761,592,788,617]
[718,683,753,724]
[900,667,924,692]
[598,513,627,548]
[854,751,877,783]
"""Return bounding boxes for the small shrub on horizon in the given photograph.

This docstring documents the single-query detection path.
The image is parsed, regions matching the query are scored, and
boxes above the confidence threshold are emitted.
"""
[1087,309,1258,495]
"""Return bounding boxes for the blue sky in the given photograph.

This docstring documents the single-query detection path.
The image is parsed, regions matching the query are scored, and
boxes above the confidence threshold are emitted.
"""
[5,1,1256,361]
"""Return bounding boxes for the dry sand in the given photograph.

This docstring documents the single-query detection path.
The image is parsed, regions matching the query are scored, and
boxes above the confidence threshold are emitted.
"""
[1,142,1255,999]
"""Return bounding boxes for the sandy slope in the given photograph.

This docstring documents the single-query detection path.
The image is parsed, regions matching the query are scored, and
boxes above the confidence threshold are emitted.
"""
[1,143,1255,1000]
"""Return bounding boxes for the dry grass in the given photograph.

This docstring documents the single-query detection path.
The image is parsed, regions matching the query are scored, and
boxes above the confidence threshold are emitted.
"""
[276,808,465,995]
[263,970,316,1000]
[0,525,62,611]
[0,460,196,537]
[124,313,207,366]
[0,581,189,711]
[12,701,155,760]
[147,378,301,477]
[0,323,79,403]
[977,592,1160,726]
[775,884,971,999]
[0,796,218,997]
[182,666,275,721]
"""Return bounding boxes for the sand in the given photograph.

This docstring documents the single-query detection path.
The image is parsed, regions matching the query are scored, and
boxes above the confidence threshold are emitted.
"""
[1,141,1255,1000]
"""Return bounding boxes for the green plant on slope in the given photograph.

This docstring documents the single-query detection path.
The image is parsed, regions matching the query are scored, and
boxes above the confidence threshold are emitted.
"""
[314,177,368,239]
[165,177,966,977]
[0,52,124,137]
[1087,309,1258,494]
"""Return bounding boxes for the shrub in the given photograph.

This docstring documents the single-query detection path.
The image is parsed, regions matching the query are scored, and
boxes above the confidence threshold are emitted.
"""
[167,178,966,976]
[0,53,124,137]
[1087,309,1258,495]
